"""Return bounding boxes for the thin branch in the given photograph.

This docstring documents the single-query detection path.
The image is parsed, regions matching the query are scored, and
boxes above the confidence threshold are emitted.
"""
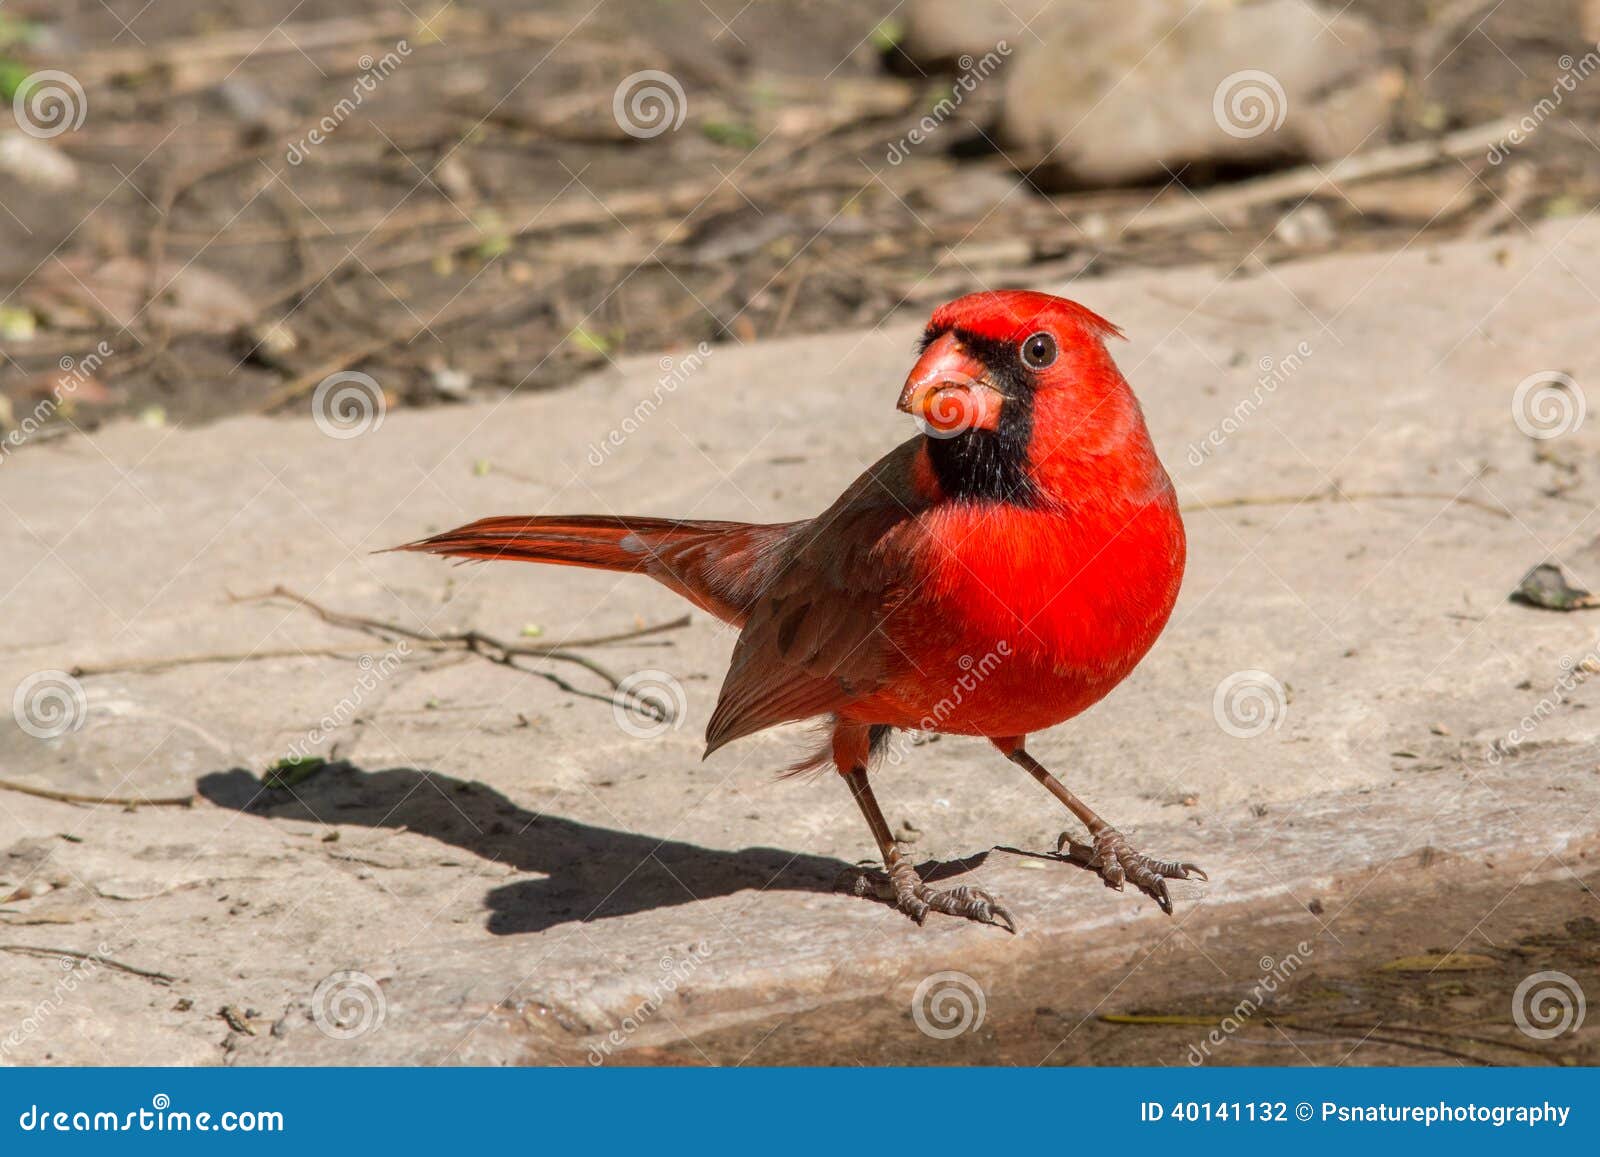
[1183,486,1511,520]
[70,647,380,677]
[0,943,177,984]
[1092,116,1521,237]
[0,779,194,808]
[233,586,689,719]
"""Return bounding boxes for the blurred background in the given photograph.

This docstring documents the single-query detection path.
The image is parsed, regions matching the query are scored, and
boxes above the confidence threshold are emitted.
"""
[1,0,1597,435]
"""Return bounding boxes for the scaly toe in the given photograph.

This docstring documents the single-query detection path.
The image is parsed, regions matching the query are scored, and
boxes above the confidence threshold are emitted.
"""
[917,883,1017,932]
[1055,828,1206,914]
[833,864,891,900]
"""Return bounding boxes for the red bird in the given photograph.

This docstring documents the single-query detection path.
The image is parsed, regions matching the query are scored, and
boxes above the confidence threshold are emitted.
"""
[396,290,1201,930]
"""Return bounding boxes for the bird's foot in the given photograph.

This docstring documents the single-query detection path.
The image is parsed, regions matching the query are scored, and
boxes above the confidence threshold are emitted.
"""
[835,849,1016,932]
[887,847,1016,932]
[1056,827,1206,915]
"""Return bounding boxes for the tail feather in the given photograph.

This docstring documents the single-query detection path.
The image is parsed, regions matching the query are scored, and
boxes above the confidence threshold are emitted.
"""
[391,514,795,625]
[392,515,720,572]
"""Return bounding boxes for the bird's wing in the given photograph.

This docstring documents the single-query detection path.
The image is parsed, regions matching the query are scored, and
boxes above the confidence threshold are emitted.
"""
[703,442,925,754]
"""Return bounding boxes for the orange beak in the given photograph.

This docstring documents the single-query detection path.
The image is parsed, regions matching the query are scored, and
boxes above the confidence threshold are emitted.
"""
[897,332,1007,437]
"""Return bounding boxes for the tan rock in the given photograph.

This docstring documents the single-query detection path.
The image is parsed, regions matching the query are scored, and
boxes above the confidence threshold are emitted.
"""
[1000,0,1394,185]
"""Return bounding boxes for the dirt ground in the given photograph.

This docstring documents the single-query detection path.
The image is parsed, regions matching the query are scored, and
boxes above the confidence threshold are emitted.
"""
[2,0,1599,427]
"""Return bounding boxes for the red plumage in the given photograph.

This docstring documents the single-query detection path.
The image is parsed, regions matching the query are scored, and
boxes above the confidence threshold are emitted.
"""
[394,290,1202,929]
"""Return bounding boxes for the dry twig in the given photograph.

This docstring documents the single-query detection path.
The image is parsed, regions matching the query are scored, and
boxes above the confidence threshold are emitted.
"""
[1088,117,1520,237]
[0,943,177,983]
[233,586,689,715]
[0,779,193,808]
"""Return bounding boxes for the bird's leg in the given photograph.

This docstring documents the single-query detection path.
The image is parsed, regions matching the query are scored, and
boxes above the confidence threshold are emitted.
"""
[1000,741,1206,915]
[841,766,1015,932]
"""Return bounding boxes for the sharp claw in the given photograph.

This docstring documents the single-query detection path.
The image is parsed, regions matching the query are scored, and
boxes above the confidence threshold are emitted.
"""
[1050,828,1206,912]
[872,869,1018,932]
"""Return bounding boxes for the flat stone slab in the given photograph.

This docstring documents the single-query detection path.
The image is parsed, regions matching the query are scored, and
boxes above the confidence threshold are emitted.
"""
[3,219,1600,1065]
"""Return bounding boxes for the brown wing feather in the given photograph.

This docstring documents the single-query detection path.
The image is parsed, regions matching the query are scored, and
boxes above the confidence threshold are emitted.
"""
[704,442,927,754]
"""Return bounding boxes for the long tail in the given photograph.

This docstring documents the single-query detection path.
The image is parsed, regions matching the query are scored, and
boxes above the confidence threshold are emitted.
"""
[391,515,793,625]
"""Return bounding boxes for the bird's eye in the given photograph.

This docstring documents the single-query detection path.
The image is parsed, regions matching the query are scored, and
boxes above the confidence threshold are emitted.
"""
[1020,331,1057,370]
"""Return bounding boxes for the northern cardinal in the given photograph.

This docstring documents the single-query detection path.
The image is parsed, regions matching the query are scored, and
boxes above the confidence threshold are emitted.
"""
[396,290,1201,930]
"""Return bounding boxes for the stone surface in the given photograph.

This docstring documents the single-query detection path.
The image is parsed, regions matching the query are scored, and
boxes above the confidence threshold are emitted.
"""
[3,220,1600,1065]
[899,0,1054,68]
[999,0,1396,185]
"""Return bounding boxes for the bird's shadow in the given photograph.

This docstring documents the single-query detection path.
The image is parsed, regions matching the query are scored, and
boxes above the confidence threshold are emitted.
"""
[197,763,989,934]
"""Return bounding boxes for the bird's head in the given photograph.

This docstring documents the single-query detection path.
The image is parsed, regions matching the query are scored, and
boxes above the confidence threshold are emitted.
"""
[899,290,1148,505]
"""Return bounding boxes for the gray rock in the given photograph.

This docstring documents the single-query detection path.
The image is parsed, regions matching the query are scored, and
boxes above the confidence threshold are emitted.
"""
[3,219,1600,1063]
[0,134,79,190]
[999,0,1396,185]
[900,0,1056,68]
